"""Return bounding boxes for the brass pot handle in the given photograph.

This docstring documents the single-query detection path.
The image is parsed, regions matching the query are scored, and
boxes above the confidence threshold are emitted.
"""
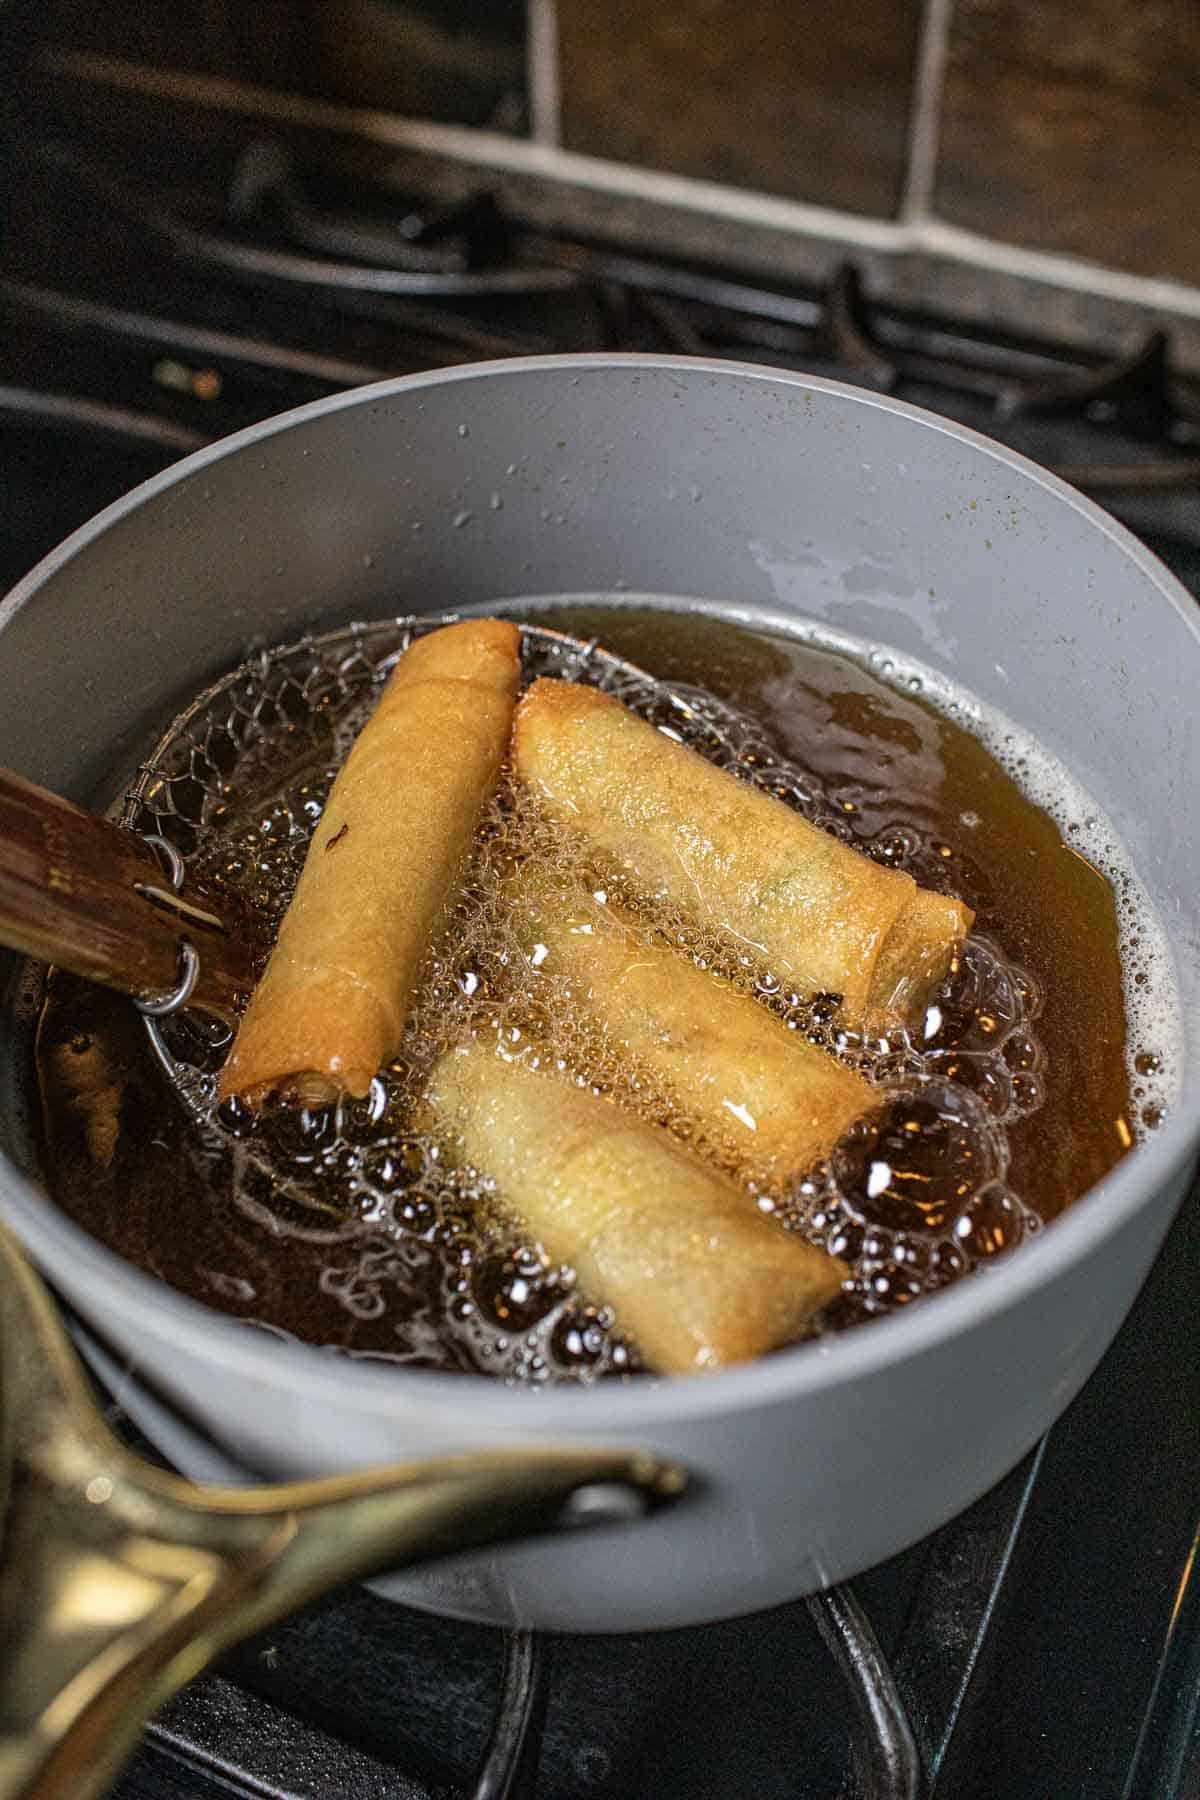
[0,1224,686,1800]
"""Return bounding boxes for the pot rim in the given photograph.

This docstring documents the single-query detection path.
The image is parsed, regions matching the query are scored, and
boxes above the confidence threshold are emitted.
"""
[3,351,1198,1433]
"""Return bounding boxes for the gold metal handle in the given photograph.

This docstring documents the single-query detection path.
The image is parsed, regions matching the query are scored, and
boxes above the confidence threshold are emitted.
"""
[0,1224,685,1800]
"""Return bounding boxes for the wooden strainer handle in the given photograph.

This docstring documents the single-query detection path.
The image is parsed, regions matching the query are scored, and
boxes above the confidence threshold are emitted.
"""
[0,766,257,1021]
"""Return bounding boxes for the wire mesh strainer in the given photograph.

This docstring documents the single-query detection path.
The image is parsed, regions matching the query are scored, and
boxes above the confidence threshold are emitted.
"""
[97,609,1033,1348]
[117,613,759,1111]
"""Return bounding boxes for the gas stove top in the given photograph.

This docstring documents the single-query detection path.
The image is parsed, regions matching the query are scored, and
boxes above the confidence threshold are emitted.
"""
[3,117,1199,1800]
[7,131,1200,583]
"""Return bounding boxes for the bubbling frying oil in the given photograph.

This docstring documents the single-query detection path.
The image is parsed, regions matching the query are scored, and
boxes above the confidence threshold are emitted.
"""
[33,607,1180,1381]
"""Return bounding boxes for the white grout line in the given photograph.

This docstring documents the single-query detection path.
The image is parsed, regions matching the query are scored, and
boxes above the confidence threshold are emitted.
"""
[39,52,910,250]
[917,218,1200,322]
[526,0,562,147]
[42,51,1200,325]
[901,0,954,225]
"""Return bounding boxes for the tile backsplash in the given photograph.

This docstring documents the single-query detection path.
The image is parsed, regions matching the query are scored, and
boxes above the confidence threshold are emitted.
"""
[935,0,1200,284]
[32,0,529,131]
[554,0,923,220]
[25,0,1200,325]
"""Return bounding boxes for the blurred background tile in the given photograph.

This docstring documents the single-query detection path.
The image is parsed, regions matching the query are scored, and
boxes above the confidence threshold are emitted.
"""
[21,0,1200,300]
[555,0,923,218]
[30,0,529,133]
[936,0,1200,282]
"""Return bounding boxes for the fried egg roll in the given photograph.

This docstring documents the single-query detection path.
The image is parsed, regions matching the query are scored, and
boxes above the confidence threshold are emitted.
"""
[505,863,873,1186]
[513,680,972,1030]
[219,619,521,1104]
[426,1041,848,1374]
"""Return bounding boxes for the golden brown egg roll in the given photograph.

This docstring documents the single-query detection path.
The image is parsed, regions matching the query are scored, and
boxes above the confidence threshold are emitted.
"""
[219,618,521,1104]
[426,1041,848,1374]
[512,679,972,1030]
[504,863,873,1186]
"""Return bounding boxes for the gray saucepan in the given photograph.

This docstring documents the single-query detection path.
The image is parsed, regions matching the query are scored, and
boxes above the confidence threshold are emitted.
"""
[1,355,1197,1633]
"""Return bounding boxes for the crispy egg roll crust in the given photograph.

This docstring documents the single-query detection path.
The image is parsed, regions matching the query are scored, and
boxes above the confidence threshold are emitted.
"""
[426,1043,847,1374]
[505,864,873,1186]
[871,887,973,1024]
[219,619,521,1103]
[513,679,972,1028]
